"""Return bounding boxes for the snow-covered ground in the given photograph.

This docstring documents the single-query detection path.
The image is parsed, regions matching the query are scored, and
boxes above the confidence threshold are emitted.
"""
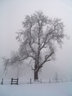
[0,82,72,96]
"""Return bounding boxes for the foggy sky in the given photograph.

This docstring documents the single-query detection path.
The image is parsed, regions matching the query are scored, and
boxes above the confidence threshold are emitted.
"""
[0,0,72,80]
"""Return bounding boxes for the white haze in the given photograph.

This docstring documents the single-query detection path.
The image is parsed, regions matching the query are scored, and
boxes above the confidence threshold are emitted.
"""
[0,0,72,81]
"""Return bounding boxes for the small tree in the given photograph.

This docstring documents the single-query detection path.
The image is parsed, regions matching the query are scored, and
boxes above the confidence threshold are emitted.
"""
[54,72,59,83]
[4,11,65,81]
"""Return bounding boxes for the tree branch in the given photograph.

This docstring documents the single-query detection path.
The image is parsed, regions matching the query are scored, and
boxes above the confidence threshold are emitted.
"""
[40,31,53,50]
[29,42,36,54]
[36,51,54,72]
[40,23,58,50]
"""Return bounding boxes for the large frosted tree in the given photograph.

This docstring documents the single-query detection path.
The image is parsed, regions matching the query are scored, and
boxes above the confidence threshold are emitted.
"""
[4,11,64,81]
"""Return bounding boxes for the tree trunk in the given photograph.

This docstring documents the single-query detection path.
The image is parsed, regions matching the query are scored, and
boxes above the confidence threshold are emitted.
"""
[34,60,39,81]
[34,70,38,80]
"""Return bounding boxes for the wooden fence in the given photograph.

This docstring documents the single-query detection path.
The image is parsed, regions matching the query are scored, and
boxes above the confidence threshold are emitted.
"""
[11,78,18,85]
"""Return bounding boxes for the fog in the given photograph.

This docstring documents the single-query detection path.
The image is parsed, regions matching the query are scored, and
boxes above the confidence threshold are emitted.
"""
[0,0,72,81]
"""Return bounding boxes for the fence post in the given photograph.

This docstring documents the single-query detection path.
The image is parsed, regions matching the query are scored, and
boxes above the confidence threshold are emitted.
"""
[30,78,32,84]
[11,78,13,85]
[1,78,3,85]
[17,78,18,85]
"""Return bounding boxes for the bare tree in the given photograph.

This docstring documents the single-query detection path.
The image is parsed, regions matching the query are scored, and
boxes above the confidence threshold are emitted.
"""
[4,11,65,81]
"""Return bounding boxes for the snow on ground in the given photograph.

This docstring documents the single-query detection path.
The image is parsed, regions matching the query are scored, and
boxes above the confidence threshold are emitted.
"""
[0,82,72,96]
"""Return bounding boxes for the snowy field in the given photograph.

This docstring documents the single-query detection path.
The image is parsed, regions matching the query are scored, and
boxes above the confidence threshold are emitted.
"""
[0,82,72,96]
